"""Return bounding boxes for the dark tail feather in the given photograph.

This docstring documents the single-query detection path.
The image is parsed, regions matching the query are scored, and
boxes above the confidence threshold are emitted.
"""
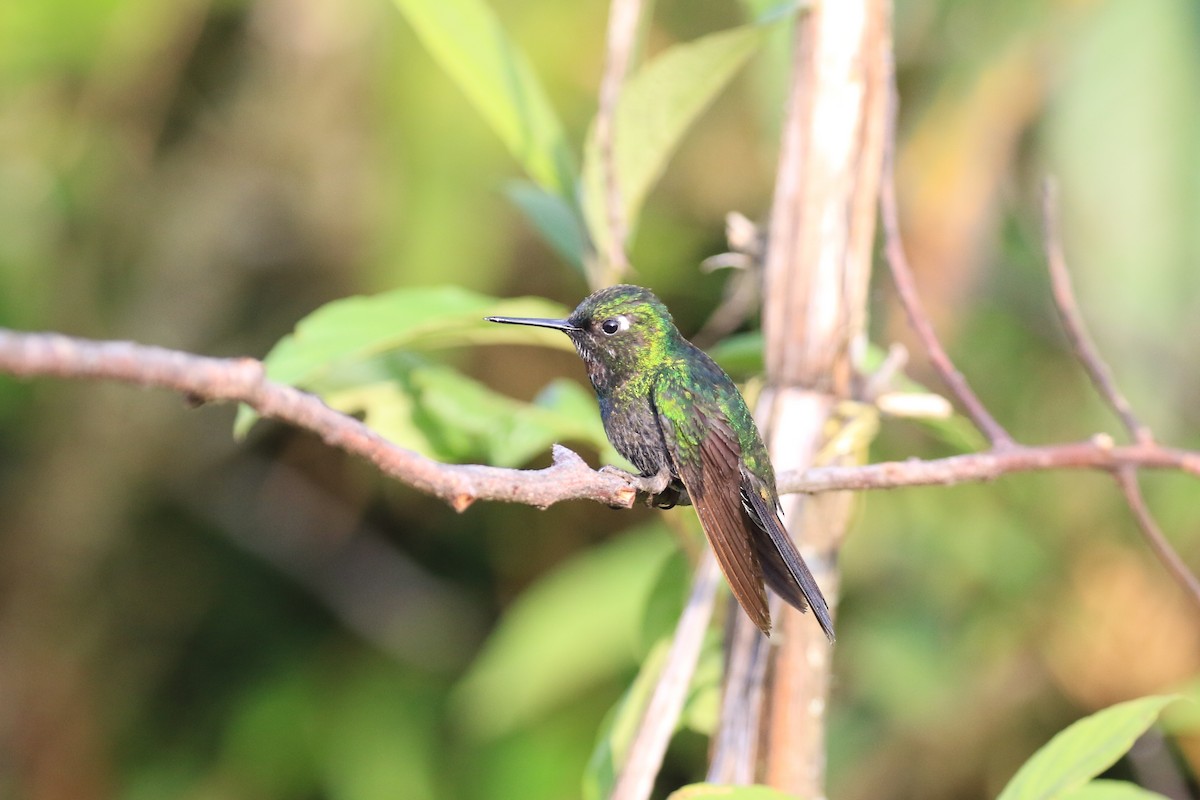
[742,486,836,641]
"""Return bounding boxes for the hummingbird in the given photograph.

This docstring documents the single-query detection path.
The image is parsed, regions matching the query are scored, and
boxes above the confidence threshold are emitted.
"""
[487,284,834,640]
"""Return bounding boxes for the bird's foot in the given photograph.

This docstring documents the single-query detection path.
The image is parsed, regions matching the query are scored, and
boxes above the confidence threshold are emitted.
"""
[601,466,681,509]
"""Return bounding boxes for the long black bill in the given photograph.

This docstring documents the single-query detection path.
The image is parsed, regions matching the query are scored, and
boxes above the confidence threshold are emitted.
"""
[484,316,580,332]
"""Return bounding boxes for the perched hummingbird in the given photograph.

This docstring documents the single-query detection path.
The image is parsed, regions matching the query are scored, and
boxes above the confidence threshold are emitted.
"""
[487,284,834,640]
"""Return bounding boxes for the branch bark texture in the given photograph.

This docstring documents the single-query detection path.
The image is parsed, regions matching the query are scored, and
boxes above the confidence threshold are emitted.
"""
[0,329,637,512]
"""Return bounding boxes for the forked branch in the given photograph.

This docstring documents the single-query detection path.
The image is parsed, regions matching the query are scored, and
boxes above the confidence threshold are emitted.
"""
[1040,180,1200,611]
[879,63,1014,450]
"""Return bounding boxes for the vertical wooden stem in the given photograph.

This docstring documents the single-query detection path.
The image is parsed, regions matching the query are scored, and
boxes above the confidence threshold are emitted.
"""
[750,0,888,795]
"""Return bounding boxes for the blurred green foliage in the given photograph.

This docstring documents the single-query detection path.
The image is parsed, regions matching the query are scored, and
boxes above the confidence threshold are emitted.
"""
[1,1,1199,799]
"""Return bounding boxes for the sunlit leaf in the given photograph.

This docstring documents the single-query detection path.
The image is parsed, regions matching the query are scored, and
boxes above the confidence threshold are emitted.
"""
[1159,677,1200,734]
[390,0,577,198]
[324,379,430,455]
[264,287,572,386]
[1057,780,1171,800]
[581,20,784,271]
[453,523,677,739]
[997,695,1178,800]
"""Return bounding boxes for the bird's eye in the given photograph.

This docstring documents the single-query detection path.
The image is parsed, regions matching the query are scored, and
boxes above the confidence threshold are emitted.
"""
[600,316,629,335]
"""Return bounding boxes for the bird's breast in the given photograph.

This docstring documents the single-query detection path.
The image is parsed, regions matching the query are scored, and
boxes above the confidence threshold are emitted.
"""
[600,393,672,478]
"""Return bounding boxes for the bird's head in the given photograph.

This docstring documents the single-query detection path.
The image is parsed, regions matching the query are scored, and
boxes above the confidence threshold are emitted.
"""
[487,284,682,391]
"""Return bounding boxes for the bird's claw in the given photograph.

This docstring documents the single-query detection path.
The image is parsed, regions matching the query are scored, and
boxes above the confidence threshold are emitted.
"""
[600,466,680,508]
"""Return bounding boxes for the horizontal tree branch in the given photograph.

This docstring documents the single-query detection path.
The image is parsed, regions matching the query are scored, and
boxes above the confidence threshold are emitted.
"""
[2,329,1199,512]
[0,328,637,512]
[778,436,1200,493]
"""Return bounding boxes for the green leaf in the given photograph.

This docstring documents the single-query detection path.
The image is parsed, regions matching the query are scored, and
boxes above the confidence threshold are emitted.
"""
[582,639,671,800]
[581,20,784,271]
[705,331,764,379]
[679,629,723,735]
[266,287,572,387]
[666,784,802,800]
[390,0,576,198]
[1160,677,1200,734]
[315,664,443,800]
[235,287,573,437]
[582,628,727,800]
[997,695,1178,800]
[1057,780,1171,800]
[333,364,609,467]
[505,180,590,272]
[637,547,691,654]
[453,523,677,739]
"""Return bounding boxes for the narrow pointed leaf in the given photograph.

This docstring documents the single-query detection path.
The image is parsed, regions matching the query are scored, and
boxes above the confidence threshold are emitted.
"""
[581,21,784,265]
[390,0,576,198]
[997,695,1178,800]
[505,180,589,271]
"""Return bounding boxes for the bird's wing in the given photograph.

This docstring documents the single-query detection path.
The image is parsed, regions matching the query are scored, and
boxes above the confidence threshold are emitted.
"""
[741,474,836,641]
[651,374,772,635]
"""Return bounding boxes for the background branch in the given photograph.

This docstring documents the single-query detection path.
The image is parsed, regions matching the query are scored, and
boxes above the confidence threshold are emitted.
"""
[880,55,1014,450]
[1040,179,1200,611]
[594,0,643,281]
[1041,179,1153,447]
[1115,467,1200,612]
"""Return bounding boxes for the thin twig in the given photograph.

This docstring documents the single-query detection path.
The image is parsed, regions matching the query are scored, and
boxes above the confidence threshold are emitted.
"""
[612,552,720,800]
[779,438,1200,492]
[1114,468,1200,612]
[1041,178,1153,446]
[595,0,643,280]
[1040,181,1199,610]
[880,56,1014,449]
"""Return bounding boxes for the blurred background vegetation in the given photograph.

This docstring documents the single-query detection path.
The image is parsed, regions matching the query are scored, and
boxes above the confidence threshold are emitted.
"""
[1,0,1199,798]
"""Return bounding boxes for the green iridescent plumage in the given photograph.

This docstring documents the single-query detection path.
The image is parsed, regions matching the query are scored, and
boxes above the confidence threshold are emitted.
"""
[487,284,834,639]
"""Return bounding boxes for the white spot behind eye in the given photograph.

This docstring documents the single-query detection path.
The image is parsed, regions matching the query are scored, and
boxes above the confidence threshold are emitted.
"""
[600,315,631,335]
